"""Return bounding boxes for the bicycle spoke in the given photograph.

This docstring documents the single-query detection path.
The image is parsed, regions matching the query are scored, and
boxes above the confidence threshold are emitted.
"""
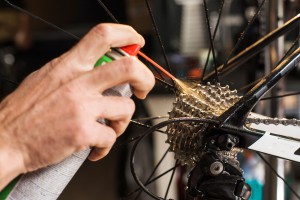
[201,0,225,82]
[133,115,169,122]
[127,164,181,199]
[144,164,180,192]
[164,160,178,199]
[261,91,300,101]
[95,0,119,23]
[238,79,262,92]
[0,76,19,86]
[238,34,300,93]
[2,0,80,41]
[144,0,174,82]
[111,119,168,151]
[130,120,166,134]
[155,76,175,89]
[130,119,152,128]
[221,0,266,74]
[202,0,219,82]
[130,148,170,200]
[202,13,300,81]
[112,136,141,153]
[257,152,300,200]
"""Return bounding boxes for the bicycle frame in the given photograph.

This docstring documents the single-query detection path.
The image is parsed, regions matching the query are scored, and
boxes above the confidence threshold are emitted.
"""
[216,46,300,161]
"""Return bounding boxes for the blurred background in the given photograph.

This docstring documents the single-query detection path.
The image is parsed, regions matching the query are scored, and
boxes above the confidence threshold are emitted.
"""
[1,0,300,200]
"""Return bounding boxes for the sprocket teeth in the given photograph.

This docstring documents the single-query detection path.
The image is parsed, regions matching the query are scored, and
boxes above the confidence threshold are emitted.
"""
[166,80,241,168]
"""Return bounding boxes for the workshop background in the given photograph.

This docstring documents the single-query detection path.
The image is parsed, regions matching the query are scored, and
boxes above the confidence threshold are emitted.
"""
[0,0,300,200]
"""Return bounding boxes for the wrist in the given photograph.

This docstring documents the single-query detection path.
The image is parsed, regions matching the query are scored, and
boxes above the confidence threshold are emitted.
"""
[0,127,25,190]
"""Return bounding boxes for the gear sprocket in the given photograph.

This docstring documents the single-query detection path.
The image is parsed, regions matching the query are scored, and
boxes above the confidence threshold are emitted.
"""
[166,81,241,168]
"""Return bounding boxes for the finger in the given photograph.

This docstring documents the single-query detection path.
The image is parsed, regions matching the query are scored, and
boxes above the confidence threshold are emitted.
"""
[79,57,155,99]
[93,96,135,136]
[109,120,130,137]
[64,23,145,68]
[88,147,111,161]
[87,123,117,161]
[88,124,117,150]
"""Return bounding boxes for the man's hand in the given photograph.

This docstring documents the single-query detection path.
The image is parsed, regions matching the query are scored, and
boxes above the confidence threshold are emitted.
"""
[0,23,155,189]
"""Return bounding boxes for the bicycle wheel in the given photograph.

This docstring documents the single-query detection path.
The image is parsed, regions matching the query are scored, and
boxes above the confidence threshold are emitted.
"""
[1,0,300,200]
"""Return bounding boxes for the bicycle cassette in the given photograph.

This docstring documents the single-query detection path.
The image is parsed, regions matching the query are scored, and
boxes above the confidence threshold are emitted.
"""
[166,81,241,168]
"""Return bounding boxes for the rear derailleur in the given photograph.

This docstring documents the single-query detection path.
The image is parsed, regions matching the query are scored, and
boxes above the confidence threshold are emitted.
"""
[186,134,252,200]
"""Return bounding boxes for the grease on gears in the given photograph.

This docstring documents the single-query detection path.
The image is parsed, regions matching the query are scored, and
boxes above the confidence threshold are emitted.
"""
[166,80,241,168]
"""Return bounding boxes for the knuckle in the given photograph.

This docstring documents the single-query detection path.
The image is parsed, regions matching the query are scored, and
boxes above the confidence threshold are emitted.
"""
[106,128,117,146]
[148,71,155,89]
[124,24,135,32]
[62,81,79,98]
[114,121,128,136]
[119,57,139,77]
[91,24,111,45]
[60,87,75,104]
[49,56,64,69]
[124,98,135,116]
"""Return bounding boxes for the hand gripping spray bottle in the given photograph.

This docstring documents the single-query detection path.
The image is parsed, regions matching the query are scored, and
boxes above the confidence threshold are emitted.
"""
[0,44,141,200]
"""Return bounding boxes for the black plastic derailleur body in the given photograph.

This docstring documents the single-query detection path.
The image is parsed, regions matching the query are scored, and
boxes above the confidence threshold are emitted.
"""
[185,133,252,200]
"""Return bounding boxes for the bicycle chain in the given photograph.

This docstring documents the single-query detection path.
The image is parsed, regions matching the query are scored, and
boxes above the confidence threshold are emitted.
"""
[246,117,300,126]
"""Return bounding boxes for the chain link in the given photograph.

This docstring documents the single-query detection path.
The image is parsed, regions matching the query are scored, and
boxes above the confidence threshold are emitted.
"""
[246,117,300,126]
